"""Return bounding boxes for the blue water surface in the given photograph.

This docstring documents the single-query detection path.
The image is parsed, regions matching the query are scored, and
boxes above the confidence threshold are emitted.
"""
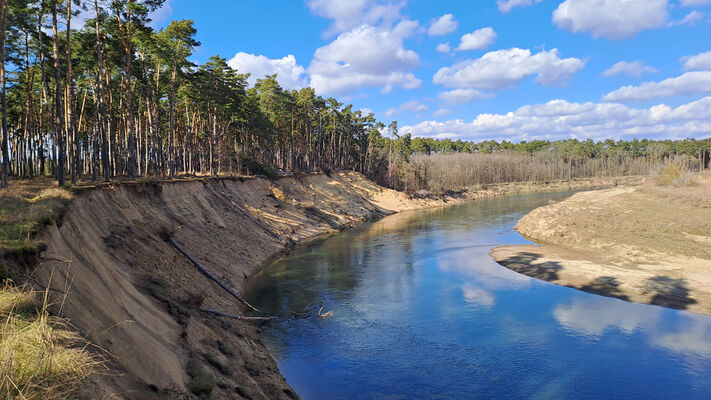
[245,192,711,399]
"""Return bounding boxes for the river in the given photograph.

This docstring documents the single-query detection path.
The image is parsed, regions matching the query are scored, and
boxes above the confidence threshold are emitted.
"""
[245,191,711,399]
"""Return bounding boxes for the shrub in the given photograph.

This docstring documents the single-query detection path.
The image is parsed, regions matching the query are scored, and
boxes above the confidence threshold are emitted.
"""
[653,162,682,186]
[652,162,696,187]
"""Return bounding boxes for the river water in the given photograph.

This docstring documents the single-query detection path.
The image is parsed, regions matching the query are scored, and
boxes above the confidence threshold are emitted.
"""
[245,192,711,399]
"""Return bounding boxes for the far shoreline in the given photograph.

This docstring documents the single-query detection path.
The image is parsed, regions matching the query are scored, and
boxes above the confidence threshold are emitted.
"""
[490,175,711,316]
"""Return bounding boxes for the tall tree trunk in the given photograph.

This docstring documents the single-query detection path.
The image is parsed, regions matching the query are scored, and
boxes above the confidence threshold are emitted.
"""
[94,0,110,181]
[0,0,9,188]
[52,0,65,186]
[24,31,34,177]
[169,56,176,177]
[211,110,217,176]
[118,1,136,179]
[37,3,48,176]
[67,0,78,184]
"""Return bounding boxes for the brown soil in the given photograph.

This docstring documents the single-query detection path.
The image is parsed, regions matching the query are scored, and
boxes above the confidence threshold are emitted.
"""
[491,172,711,316]
[16,172,640,399]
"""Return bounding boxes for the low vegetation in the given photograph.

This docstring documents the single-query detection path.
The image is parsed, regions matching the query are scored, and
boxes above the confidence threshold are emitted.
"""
[0,177,72,263]
[0,179,95,399]
[390,140,708,192]
[0,284,100,400]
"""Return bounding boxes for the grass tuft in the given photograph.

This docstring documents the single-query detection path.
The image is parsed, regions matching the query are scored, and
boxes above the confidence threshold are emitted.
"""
[0,284,100,399]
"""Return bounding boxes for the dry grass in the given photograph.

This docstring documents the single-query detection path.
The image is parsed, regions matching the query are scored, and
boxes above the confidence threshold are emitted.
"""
[401,152,658,192]
[0,284,100,399]
[641,170,711,209]
[516,170,711,263]
[0,178,73,260]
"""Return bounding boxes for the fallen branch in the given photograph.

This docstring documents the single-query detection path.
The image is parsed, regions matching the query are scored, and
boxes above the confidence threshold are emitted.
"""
[200,307,272,321]
[167,236,261,313]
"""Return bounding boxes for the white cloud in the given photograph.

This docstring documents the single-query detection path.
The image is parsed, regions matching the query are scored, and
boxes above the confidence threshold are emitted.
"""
[148,0,175,28]
[308,21,421,95]
[306,0,406,37]
[652,314,711,357]
[681,10,704,25]
[680,0,711,6]
[462,285,495,308]
[682,51,711,70]
[428,14,458,36]
[439,89,493,105]
[436,43,452,53]
[360,107,374,115]
[433,108,451,116]
[401,96,711,141]
[385,100,428,116]
[433,48,585,90]
[227,53,307,89]
[456,27,497,51]
[552,0,668,39]
[497,0,543,13]
[602,61,658,77]
[554,297,660,337]
[603,71,711,101]
[554,296,711,358]
[669,10,704,26]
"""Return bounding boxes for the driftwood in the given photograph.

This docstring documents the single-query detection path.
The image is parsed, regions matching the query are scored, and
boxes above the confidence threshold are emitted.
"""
[200,307,272,321]
[318,306,333,318]
[167,236,261,313]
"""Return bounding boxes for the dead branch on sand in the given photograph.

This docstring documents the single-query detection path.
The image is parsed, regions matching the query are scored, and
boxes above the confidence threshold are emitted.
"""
[167,235,262,313]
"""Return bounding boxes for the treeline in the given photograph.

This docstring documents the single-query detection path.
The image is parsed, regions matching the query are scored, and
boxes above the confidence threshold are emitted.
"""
[0,0,398,188]
[388,137,711,191]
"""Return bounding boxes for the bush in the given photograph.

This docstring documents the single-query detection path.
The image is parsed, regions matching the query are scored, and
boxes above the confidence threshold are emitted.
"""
[242,158,278,180]
[653,162,696,187]
[653,162,682,185]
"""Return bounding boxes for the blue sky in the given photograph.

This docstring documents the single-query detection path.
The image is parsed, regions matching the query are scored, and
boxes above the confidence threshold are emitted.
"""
[152,0,711,142]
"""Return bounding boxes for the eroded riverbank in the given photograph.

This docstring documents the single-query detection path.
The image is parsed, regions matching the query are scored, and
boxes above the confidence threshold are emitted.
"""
[492,173,711,316]
[22,173,641,398]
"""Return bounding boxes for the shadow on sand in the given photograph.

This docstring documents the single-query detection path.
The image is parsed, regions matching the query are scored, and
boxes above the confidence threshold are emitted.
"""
[497,251,699,311]
[644,276,697,310]
[578,276,630,301]
[496,252,562,281]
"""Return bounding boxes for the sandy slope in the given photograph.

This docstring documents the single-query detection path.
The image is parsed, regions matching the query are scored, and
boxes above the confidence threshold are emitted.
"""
[491,173,711,315]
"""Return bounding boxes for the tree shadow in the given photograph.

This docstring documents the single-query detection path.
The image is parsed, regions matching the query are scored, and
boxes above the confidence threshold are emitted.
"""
[578,276,629,301]
[496,252,562,281]
[644,276,697,310]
